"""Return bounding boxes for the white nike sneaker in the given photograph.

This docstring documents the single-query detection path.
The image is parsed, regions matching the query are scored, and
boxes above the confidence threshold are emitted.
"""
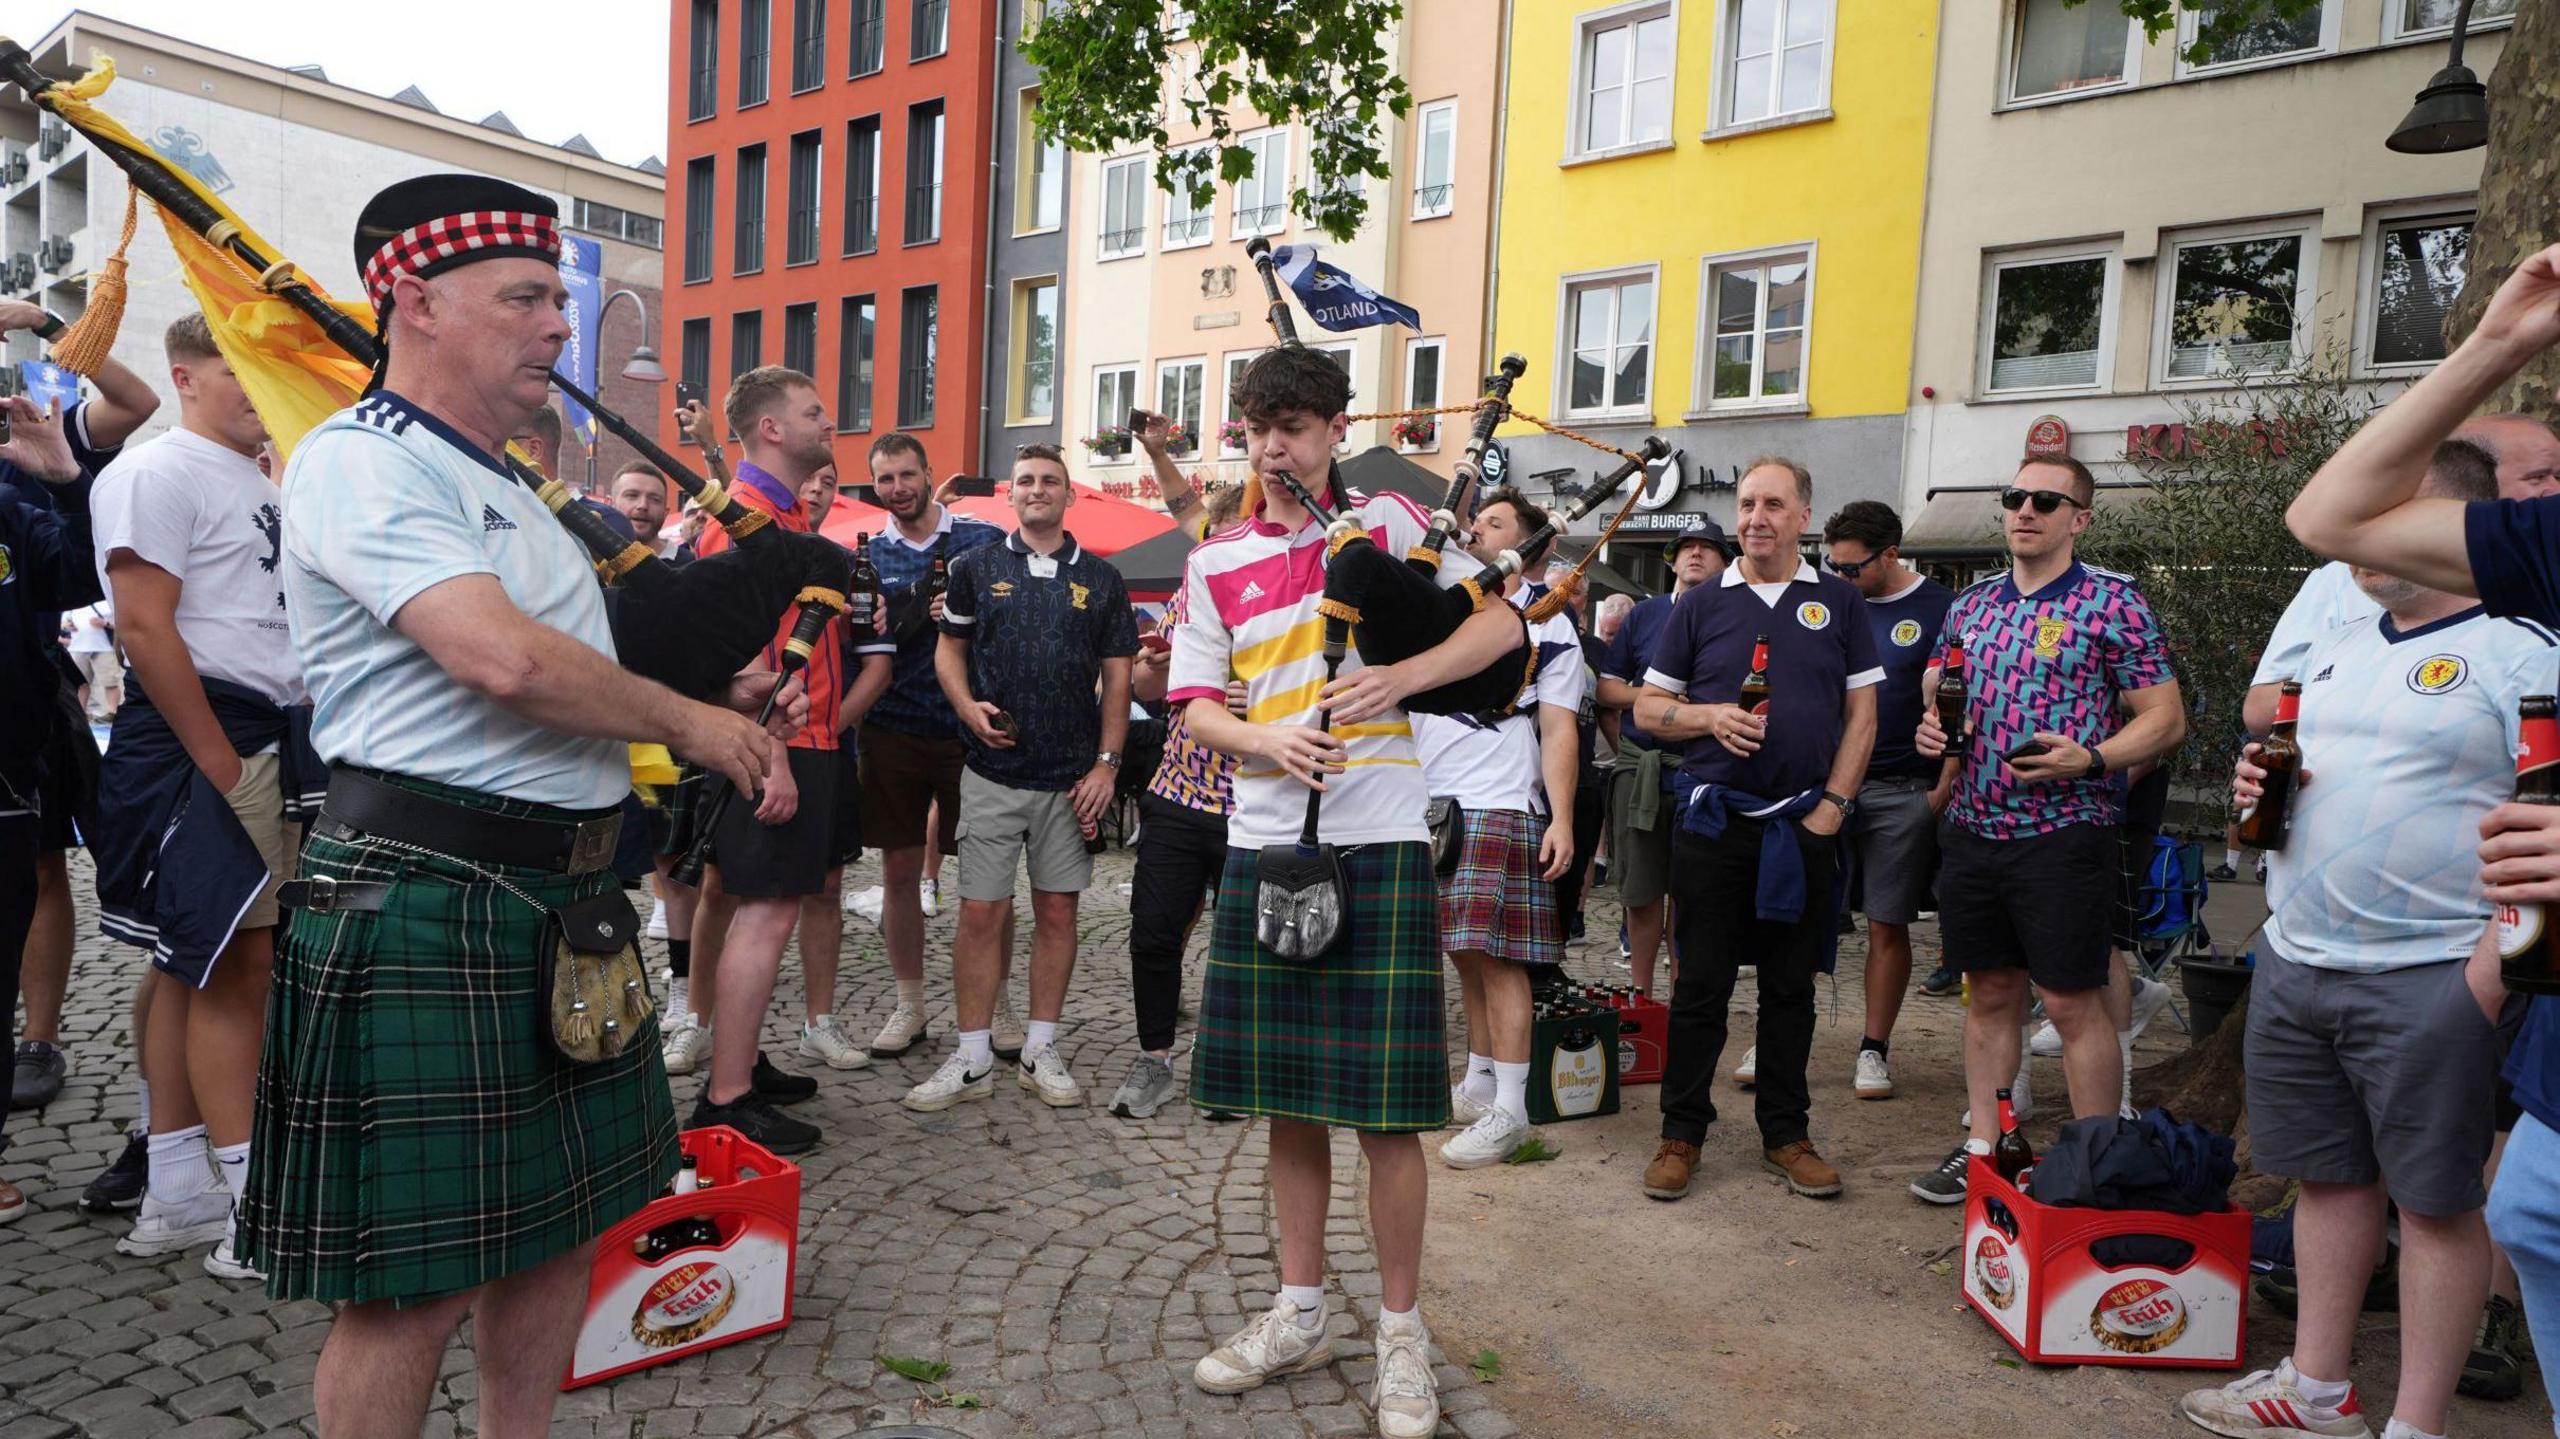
[2028,1018,2063,1058]
[1193,1300,1337,1394]
[1372,1310,1441,1439]
[1733,1046,1758,1087]
[1854,1048,1894,1100]
[1446,1083,1490,1130]
[903,1052,995,1112]
[117,1186,232,1257]
[871,1000,929,1057]
[661,1016,712,1076]
[799,1016,873,1070]
[1441,1109,1535,1169]
[1018,1043,1083,1107]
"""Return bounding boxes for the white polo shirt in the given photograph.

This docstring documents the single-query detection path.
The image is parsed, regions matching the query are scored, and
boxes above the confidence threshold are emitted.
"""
[1412,590,1587,816]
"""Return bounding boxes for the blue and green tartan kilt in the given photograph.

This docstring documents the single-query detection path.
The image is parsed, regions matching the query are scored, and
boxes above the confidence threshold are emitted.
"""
[1190,841,1450,1133]
[240,773,679,1306]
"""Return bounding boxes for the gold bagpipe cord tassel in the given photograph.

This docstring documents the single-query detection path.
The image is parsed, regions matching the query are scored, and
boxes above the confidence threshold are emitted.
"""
[48,181,138,378]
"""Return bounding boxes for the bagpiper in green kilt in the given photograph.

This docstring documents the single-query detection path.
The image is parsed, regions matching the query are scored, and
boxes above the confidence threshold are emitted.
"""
[1189,840,1450,1133]
[239,771,678,1305]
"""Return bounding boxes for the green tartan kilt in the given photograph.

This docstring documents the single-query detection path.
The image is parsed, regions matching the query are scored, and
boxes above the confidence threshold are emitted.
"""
[1190,841,1449,1133]
[240,774,679,1306]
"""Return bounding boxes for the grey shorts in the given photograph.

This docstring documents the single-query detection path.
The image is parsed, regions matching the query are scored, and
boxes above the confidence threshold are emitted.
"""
[2245,953,2524,1216]
[955,766,1093,902]
[1844,775,1935,925]
[1607,762,1674,911]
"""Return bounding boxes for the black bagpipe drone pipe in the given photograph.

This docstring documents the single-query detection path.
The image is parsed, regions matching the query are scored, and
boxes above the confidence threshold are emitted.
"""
[0,40,848,703]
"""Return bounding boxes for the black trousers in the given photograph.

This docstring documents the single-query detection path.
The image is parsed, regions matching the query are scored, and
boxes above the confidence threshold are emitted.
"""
[1129,793,1229,1053]
[1660,816,1838,1151]
[1552,765,1605,929]
[0,813,36,1153]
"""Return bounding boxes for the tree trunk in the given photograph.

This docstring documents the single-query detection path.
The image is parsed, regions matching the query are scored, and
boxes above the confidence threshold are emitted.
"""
[2132,987,2249,1135]
[2451,1,2560,422]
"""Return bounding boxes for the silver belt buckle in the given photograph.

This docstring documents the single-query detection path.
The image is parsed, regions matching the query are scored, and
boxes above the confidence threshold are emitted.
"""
[303,874,340,914]
[567,815,621,874]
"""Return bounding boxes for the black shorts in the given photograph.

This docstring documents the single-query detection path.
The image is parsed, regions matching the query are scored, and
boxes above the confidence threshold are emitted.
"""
[35,712,96,853]
[707,747,838,898]
[829,742,865,868]
[1936,819,2116,992]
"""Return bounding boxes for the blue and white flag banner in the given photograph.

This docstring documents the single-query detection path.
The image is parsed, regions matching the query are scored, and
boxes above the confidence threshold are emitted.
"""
[18,358,79,414]
[556,234,603,453]
[1271,243,1422,333]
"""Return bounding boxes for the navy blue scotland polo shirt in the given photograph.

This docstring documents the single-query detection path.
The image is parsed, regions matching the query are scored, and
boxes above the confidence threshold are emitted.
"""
[1642,560,1882,797]
[940,530,1139,791]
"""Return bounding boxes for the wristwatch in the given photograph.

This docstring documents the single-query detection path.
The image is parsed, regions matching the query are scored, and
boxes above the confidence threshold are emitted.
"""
[2083,746,2109,780]
[1821,791,1855,817]
[32,309,64,340]
[1098,750,1123,769]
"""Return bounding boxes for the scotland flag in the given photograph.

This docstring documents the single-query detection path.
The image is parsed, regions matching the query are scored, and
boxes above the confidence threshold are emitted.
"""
[1271,244,1422,333]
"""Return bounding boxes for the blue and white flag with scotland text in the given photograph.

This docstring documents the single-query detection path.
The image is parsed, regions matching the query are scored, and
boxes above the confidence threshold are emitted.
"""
[1271,244,1421,333]
[18,359,78,415]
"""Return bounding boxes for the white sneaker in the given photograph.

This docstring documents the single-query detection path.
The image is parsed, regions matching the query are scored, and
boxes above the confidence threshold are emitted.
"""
[1441,1108,1533,1169]
[919,878,940,918]
[2128,976,2175,1040]
[1854,1048,1894,1100]
[800,1016,873,1071]
[991,994,1027,1060]
[2027,1017,2062,1057]
[1372,1310,1441,1439]
[1446,1083,1489,1130]
[661,1016,712,1076]
[117,1186,231,1257]
[204,1207,264,1281]
[1961,1072,2033,1129]
[1018,1043,1083,1107]
[1733,1046,1758,1086]
[903,1052,995,1112]
[1193,1300,1337,1394]
[646,897,669,941]
[871,1000,929,1057]
[2177,1358,2374,1438]
[848,885,885,923]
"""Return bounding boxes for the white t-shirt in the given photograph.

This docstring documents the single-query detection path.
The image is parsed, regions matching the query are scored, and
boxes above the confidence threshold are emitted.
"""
[1413,594,1588,816]
[66,601,114,655]
[2253,562,2382,688]
[90,428,304,704]
[2263,606,2559,973]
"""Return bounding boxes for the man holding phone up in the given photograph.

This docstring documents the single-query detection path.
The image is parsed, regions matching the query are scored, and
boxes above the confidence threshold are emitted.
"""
[1913,455,2185,1202]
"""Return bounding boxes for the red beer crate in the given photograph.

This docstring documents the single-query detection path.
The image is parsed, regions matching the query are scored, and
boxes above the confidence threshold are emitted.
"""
[1612,992,1668,1086]
[563,1126,801,1389]
[1961,1157,2250,1369]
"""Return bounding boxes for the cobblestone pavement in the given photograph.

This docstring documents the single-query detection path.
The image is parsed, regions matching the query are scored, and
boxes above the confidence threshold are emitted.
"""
[0,850,1523,1439]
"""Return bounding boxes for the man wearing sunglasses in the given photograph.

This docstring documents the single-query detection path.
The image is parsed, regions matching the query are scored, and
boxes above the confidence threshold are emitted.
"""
[1911,455,2187,1205]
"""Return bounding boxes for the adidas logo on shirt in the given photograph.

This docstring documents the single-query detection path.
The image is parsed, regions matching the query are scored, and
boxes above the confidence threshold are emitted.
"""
[482,505,518,532]
[1239,580,1266,602]
[2311,664,2334,683]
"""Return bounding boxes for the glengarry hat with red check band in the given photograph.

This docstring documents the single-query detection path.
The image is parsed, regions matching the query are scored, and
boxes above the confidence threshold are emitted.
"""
[354,173,561,313]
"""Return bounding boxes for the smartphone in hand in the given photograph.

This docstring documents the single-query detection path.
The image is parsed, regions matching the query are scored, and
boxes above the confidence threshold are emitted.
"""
[2003,738,2053,762]
[947,475,999,498]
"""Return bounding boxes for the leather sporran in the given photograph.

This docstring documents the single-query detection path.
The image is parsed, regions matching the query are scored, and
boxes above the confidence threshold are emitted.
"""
[1426,797,1464,878]
[541,890,654,1064]
[1255,841,1349,962]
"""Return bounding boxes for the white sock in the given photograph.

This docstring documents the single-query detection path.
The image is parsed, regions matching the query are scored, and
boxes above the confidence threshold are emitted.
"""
[1379,1304,1421,1331]
[2380,1419,2443,1439]
[146,1125,210,1205]
[2118,1030,2137,1116]
[958,1029,993,1071]
[212,1141,249,1201]
[1460,1053,1495,1103]
[1282,1283,1327,1329]
[897,977,926,1010]
[2291,1365,2351,1408]
[1965,1136,1992,1156]
[135,1077,150,1135]
[806,1011,830,1030]
[1492,1060,1531,1126]
[666,976,689,1025]
[1025,1019,1057,1054]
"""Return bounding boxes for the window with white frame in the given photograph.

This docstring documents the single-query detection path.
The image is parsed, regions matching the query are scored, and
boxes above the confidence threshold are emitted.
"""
[1313,342,1355,450]
[1100,156,1147,259]
[2161,227,2311,381]
[1573,5,1673,158]
[1562,269,1655,418]
[1412,100,1456,219]
[1402,337,1445,451]
[1723,0,1832,127]
[2009,0,2137,103]
[2394,0,2514,40]
[1156,358,1206,459]
[1165,146,1216,249]
[1232,129,1290,238]
[1701,250,1808,408]
[1220,349,1261,457]
[2179,1,2333,74]
[1984,252,2111,393]
[1092,365,1138,461]
[2367,212,2472,372]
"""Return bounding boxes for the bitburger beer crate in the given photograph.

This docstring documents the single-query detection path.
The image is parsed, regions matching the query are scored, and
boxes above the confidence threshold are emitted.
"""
[563,1126,801,1389]
[1527,998,1620,1124]
[1961,1157,2249,1369]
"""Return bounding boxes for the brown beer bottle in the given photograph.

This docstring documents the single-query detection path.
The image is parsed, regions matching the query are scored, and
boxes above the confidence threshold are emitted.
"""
[2234,680,2303,852]
[2499,695,2560,995]
[1993,1088,2034,1181]
[1740,634,1773,716]
[1935,639,1969,746]
[926,553,949,605]
[849,533,881,636]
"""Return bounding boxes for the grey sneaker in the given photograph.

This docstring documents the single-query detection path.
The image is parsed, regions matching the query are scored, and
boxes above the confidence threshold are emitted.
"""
[10,1041,64,1110]
[1909,1144,1972,1205]
[1109,1054,1178,1118]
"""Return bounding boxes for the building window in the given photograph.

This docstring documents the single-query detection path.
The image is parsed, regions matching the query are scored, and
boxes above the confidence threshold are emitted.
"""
[1313,343,1355,450]
[683,157,715,282]
[1702,250,1809,408]
[1231,129,1289,238]
[2161,227,2311,381]
[2367,211,2472,372]
[681,317,711,402]
[2179,1,2334,75]
[1984,252,2111,393]
[1219,349,1262,458]
[2393,0,2515,40]
[731,309,763,379]
[689,0,720,121]
[1016,91,1064,235]
[781,302,819,379]
[1400,337,1446,452]
[2008,0,2137,104]
[1723,0,1831,127]
[898,286,937,427]
[912,0,949,59]
[1156,358,1206,459]
[791,0,827,91]
[838,295,874,431]
[572,198,663,248]
[1411,100,1456,220]
[1092,365,1138,463]
[904,102,944,245]
[1561,270,1654,419]
[734,143,767,275]
[1100,155,1147,259]
[1164,147,1216,249]
[1167,4,1195,39]
[1573,4,1673,158]
[786,130,822,266]
[739,0,771,107]
[843,116,880,255]
[848,0,884,75]
[1008,278,1059,424]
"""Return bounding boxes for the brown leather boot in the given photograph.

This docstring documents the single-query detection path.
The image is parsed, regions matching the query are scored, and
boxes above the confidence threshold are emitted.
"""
[1762,1140,1843,1198]
[1642,1140,1701,1201]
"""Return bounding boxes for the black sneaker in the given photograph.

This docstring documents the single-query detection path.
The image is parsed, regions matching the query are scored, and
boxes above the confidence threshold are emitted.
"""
[2207,862,2238,882]
[2254,1246,2398,1319]
[1909,1144,1971,1205]
[688,1089,820,1156]
[2461,1294,2529,1401]
[752,1051,818,1106]
[79,1130,149,1213]
[10,1041,65,1110]
[1920,966,1962,998]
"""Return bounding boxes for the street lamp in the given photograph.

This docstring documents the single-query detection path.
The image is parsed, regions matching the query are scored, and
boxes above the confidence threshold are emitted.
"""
[2386,0,2490,154]
[586,286,667,494]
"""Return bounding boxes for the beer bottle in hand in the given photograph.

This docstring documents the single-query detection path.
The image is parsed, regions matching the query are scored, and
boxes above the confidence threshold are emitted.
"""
[1993,1088,2034,1181]
[1935,639,1970,749]
[1740,635,1773,717]
[2499,695,2560,996]
[2234,680,2303,852]
[849,534,881,635]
